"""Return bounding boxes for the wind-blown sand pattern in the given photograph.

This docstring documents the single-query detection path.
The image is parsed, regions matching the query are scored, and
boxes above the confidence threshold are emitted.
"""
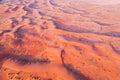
[0,0,120,80]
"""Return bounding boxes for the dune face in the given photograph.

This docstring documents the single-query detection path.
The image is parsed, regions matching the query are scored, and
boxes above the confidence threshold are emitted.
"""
[0,0,120,80]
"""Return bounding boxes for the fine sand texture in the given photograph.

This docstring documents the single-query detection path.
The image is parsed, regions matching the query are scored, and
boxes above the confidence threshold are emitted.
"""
[0,0,120,80]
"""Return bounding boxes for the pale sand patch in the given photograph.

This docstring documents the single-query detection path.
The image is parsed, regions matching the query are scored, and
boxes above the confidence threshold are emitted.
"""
[77,0,120,5]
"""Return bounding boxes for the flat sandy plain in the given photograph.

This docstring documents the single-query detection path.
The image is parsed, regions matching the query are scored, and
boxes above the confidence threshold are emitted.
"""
[0,0,120,80]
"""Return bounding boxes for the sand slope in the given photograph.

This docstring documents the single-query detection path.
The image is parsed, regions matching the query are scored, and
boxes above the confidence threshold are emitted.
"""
[0,0,120,80]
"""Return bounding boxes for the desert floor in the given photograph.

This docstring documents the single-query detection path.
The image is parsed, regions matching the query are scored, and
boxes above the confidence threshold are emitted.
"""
[0,0,120,80]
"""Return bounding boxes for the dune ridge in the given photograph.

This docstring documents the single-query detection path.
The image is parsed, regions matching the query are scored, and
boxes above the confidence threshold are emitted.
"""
[0,0,120,80]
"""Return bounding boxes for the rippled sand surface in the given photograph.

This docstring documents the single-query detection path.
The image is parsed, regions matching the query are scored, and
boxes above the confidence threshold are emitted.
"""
[0,0,120,80]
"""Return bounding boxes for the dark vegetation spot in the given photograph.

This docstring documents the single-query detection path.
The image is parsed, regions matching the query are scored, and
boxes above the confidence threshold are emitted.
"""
[23,6,33,14]
[12,6,19,11]
[39,11,45,16]
[29,18,37,25]
[0,53,50,65]
[22,15,29,21]
[2,30,11,33]
[32,76,40,79]
[10,17,19,28]
[14,26,24,38]
[49,0,60,7]
[0,30,11,36]
[28,1,39,9]
[13,38,23,45]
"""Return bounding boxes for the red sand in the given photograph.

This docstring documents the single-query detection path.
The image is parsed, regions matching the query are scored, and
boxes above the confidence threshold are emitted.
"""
[0,0,120,80]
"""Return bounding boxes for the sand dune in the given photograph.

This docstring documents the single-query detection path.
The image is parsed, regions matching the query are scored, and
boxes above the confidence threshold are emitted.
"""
[0,0,120,80]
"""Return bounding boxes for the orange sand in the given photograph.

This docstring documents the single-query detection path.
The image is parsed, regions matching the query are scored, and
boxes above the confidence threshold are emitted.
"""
[0,0,120,80]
